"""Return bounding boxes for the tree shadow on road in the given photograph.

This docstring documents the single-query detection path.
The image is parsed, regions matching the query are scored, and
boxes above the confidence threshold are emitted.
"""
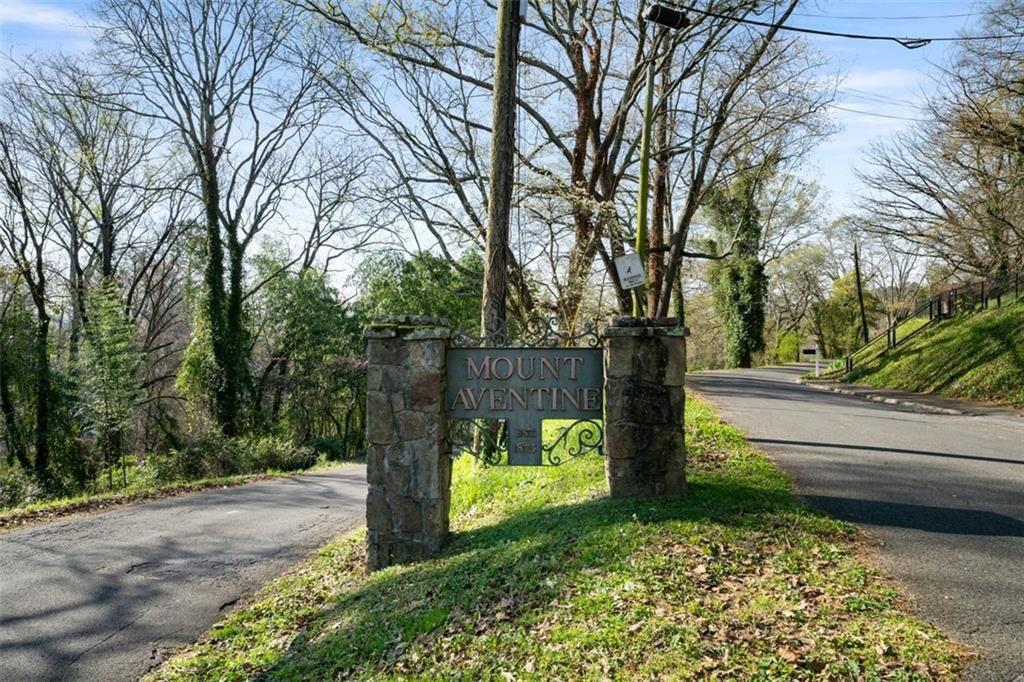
[749,438,1024,469]
[801,495,1024,537]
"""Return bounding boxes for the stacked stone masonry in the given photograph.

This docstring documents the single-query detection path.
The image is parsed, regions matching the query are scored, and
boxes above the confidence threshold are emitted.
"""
[364,316,452,571]
[603,317,687,498]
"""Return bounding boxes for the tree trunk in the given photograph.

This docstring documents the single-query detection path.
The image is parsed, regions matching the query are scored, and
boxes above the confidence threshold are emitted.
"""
[200,130,235,435]
[0,348,30,470]
[648,59,671,315]
[67,223,86,363]
[33,313,50,479]
[100,211,115,280]
[225,222,247,436]
[480,0,521,341]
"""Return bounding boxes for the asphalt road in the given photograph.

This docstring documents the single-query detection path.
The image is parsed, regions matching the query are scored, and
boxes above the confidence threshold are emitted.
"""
[688,366,1024,681]
[0,465,366,681]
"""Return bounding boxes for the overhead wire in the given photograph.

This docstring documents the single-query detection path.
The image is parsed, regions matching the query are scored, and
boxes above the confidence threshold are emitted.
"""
[840,87,920,107]
[794,11,978,21]
[839,91,921,110]
[830,105,925,122]
[678,4,1020,49]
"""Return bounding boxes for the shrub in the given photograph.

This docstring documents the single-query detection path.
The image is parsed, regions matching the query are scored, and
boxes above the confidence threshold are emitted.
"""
[0,466,41,509]
[307,436,356,461]
[147,434,316,484]
[150,433,242,482]
[241,437,316,472]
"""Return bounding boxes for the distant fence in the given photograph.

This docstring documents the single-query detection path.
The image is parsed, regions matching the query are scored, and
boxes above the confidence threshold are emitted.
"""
[838,271,1022,375]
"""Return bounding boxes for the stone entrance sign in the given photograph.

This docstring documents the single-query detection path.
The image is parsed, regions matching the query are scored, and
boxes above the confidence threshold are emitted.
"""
[364,315,686,572]
[446,348,602,465]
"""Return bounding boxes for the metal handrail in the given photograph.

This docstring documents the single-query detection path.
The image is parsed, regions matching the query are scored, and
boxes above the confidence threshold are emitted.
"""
[839,271,1022,375]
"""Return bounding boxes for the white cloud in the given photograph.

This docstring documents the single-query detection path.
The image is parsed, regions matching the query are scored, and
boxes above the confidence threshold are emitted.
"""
[1,1,85,31]
[843,68,924,92]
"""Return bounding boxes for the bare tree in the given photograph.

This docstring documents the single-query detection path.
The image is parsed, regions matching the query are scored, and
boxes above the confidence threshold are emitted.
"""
[0,120,56,477]
[295,0,833,330]
[858,1,1024,278]
[2,56,167,361]
[97,0,355,434]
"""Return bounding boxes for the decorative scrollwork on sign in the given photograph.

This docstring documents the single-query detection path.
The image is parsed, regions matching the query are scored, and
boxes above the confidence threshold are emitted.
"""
[452,315,600,349]
[542,419,604,466]
[447,418,506,466]
[448,418,604,467]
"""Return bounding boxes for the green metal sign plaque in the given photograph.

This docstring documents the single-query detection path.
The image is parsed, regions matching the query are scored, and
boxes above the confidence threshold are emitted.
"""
[446,348,603,465]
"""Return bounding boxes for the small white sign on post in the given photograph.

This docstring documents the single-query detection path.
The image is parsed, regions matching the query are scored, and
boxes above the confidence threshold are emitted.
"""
[615,252,646,290]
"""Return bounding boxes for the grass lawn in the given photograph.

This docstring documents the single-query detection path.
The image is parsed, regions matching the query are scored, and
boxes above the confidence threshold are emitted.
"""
[149,397,963,680]
[823,317,931,376]
[847,303,1024,407]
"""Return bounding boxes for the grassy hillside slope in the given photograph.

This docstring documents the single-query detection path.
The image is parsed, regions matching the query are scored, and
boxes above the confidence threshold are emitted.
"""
[149,398,961,681]
[846,303,1024,407]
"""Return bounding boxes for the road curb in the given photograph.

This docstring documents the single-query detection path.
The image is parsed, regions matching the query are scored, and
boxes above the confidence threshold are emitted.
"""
[797,380,965,415]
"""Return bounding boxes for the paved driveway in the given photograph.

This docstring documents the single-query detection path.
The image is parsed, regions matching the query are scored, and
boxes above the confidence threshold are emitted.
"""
[688,366,1024,681]
[0,465,366,681]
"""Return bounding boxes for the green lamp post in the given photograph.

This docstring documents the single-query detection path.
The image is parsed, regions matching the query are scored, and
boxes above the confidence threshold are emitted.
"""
[633,4,689,316]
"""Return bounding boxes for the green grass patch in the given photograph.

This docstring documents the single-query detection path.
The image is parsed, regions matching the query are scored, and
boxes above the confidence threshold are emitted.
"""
[847,303,1024,407]
[149,397,964,681]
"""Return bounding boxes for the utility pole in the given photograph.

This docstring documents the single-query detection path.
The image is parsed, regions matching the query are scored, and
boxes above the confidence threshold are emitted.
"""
[853,242,870,344]
[480,0,523,341]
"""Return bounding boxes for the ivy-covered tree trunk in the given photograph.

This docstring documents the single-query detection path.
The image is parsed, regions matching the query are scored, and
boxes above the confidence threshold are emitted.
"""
[199,132,240,436]
[706,170,769,369]
[714,258,767,368]
[224,220,249,436]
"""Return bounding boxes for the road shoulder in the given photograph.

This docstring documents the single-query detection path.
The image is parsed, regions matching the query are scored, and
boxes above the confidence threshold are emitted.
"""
[799,377,1024,419]
[0,463,359,534]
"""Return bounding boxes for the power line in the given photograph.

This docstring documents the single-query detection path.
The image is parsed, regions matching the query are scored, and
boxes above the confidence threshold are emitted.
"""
[831,105,924,122]
[839,90,921,109]
[794,11,977,21]
[841,87,920,107]
[679,4,1019,49]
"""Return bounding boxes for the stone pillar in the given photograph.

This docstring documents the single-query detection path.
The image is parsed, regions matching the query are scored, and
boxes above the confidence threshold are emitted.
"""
[364,316,452,571]
[603,317,686,498]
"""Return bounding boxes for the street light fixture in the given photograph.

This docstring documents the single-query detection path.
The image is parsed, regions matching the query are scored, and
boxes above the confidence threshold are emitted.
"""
[632,4,690,316]
[645,3,691,30]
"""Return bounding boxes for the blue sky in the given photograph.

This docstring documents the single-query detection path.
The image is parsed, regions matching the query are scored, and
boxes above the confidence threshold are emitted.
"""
[0,0,984,216]
[796,1,981,214]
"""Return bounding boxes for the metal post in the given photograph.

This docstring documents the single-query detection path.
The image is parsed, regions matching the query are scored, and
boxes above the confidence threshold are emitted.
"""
[632,58,657,317]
